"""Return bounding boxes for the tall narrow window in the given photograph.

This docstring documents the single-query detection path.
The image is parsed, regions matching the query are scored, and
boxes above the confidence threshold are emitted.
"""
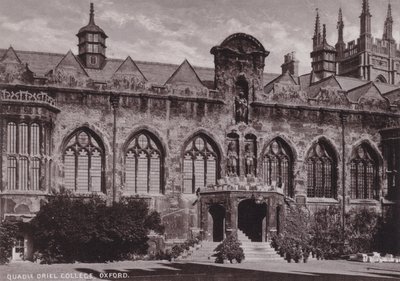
[7,122,16,154]
[7,157,17,190]
[19,123,28,155]
[306,140,337,198]
[19,157,28,190]
[63,130,104,192]
[30,123,40,156]
[263,139,294,197]
[124,132,163,194]
[31,158,40,190]
[350,144,379,199]
[183,135,219,193]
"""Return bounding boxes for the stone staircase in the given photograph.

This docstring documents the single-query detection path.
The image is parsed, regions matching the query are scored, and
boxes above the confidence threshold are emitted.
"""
[182,230,284,262]
[183,241,219,262]
[237,230,284,262]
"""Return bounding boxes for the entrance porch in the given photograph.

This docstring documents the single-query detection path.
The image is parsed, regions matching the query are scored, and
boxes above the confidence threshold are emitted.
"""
[199,190,285,242]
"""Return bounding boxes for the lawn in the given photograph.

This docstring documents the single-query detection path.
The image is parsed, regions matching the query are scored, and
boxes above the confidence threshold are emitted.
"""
[1,259,400,281]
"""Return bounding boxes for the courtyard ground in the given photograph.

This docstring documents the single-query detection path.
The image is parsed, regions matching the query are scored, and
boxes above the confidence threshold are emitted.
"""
[1,259,400,281]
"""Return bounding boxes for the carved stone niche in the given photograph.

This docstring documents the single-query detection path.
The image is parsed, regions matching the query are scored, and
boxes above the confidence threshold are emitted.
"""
[211,33,270,99]
[226,132,240,176]
[244,134,257,176]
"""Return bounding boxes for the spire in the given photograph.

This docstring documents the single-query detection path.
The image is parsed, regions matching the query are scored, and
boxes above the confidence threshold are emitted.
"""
[383,2,394,42]
[336,8,346,59]
[362,0,370,15]
[323,24,327,44]
[337,8,344,43]
[313,8,322,48]
[387,2,392,19]
[360,0,372,37]
[89,3,95,25]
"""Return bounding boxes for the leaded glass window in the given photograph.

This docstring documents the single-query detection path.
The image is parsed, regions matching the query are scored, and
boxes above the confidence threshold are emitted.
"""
[350,144,379,199]
[263,139,293,197]
[183,135,219,193]
[63,130,104,192]
[124,132,163,194]
[306,141,337,198]
[6,121,47,191]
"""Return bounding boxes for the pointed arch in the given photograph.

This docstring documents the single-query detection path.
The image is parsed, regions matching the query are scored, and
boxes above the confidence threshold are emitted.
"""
[306,138,338,198]
[62,127,105,193]
[262,137,295,197]
[123,129,165,194]
[350,141,380,199]
[375,74,387,83]
[182,132,221,193]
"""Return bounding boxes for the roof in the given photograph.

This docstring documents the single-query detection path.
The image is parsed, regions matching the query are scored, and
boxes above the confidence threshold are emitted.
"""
[0,48,279,87]
[165,59,204,87]
[264,71,298,94]
[77,4,107,36]
[335,76,369,91]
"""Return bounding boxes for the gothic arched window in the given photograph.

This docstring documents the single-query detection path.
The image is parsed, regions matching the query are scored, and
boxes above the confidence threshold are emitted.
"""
[263,139,294,197]
[63,130,104,192]
[183,135,219,193]
[124,132,163,194]
[306,140,337,198]
[350,144,379,199]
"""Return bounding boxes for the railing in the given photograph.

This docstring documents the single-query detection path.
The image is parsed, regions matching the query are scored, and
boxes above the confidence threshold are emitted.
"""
[0,89,57,107]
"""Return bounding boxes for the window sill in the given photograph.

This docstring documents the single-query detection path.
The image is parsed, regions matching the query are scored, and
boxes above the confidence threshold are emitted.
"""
[0,190,48,196]
[122,192,164,198]
[306,197,339,204]
[349,199,380,205]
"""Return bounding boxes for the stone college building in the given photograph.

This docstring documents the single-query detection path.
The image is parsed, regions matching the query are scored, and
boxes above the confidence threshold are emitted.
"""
[1,0,399,260]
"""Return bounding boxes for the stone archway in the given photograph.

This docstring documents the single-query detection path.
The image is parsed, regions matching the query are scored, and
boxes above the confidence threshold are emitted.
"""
[209,204,226,242]
[238,199,267,242]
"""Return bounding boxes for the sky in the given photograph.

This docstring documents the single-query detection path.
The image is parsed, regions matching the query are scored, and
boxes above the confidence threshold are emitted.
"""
[0,0,399,75]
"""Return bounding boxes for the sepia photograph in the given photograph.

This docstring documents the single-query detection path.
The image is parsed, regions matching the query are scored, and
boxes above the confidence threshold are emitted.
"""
[0,0,399,280]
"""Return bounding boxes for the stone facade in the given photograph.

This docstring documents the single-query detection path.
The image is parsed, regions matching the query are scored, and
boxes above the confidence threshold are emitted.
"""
[312,0,400,84]
[1,2,400,260]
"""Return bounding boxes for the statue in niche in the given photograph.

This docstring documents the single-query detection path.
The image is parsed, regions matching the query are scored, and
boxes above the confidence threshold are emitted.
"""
[244,143,255,176]
[235,89,248,123]
[227,141,238,176]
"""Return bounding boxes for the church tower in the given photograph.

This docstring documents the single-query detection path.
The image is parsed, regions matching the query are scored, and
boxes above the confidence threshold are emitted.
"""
[77,3,107,69]
[311,9,337,80]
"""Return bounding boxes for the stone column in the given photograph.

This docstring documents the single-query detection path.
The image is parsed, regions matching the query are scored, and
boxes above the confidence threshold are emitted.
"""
[267,197,277,240]
[110,94,120,203]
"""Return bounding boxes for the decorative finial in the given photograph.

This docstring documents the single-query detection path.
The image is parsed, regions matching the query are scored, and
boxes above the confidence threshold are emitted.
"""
[314,8,321,37]
[362,0,370,14]
[89,3,95,24]
[323,24,327,43]
[387,2,392,20]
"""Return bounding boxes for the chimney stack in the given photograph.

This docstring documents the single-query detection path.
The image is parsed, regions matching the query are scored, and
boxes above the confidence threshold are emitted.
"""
[281,52,299,76]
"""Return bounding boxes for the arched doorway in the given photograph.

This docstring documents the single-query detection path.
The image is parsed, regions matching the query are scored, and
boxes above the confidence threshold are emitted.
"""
[238,199,267,242]
[209,204,225,242]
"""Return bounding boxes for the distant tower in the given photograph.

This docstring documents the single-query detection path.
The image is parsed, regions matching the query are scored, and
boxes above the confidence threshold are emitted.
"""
[359,0,372,51]
[312,8,322,49]
[335,8,346,59]
[383,3,394,43]
[77,3,107,69]
[311,9,337,80]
